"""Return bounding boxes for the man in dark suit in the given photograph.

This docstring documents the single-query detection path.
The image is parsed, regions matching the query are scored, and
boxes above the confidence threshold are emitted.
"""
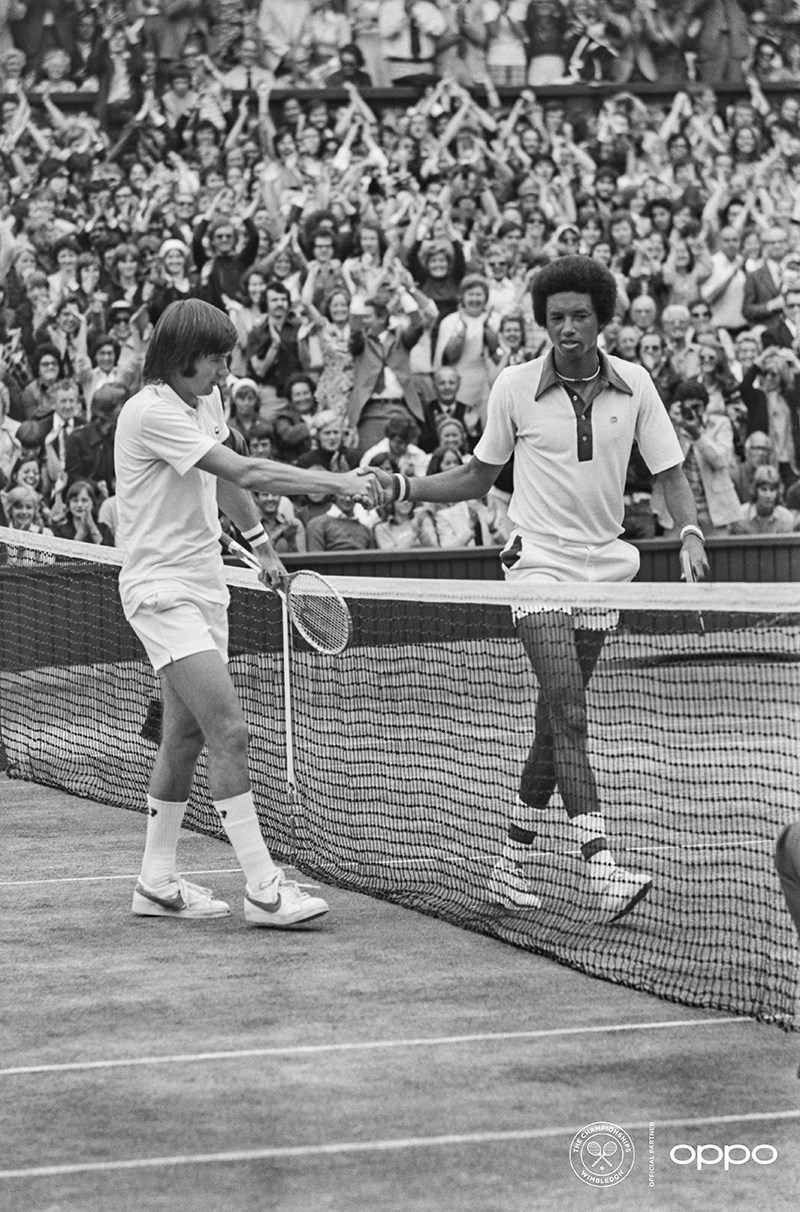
[772,284,800,351]
[347,295,425,456]
[742,226,790,339]
[246,281,302,397]
[419,366,473,452]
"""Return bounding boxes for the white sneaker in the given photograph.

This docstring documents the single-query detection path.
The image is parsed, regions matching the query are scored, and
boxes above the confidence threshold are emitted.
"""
[596,866,652,923]
[244,871,330,927]
[132,875,231,919]
[486,858,542,909]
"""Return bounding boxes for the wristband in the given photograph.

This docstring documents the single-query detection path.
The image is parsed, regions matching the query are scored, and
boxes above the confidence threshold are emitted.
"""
[392,473,411,502]
[679,524,705,544]
[241,524,270,549]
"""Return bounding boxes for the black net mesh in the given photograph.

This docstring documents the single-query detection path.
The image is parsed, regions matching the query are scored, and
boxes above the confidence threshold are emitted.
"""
[2,526,799,1029]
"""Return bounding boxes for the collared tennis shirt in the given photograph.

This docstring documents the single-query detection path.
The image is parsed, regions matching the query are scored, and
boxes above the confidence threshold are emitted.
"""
[115,382,229,617]
[474,349,682,546]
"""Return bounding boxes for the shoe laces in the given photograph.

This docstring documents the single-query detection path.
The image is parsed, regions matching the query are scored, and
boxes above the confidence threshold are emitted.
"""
[270,870,322,901]
[173,875,213,903]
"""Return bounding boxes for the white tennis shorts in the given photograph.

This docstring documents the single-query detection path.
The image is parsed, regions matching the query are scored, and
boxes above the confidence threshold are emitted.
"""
[129,590,229,672]
[500,530,639,628]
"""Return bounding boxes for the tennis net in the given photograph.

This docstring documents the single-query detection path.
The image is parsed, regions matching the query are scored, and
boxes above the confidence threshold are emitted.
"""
[2,524,799,1029]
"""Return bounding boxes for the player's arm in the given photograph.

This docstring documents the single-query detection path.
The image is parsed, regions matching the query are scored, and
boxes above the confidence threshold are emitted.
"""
[195,442,380,505]
[365,455,503,506]
[654,462,709,581]
[216,475,288,589]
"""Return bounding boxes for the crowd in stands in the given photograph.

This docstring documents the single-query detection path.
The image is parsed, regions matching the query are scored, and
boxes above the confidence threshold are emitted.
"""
[4,1,800,554]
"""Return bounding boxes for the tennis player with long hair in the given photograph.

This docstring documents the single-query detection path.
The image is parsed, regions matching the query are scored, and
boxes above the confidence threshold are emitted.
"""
[367,256,709,922]
[115,299,379,927]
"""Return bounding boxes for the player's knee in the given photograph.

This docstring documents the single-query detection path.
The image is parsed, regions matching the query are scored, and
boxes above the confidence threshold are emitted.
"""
[163,718,204,757]
[212,715,249,758]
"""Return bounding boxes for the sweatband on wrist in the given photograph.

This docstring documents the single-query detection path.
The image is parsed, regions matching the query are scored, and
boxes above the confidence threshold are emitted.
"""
[679,524,705,544]
[241,524,270,549]
[393,473,411,502]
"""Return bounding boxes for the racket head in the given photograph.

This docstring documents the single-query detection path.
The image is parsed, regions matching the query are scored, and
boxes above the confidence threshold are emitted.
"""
[284,570,352,655]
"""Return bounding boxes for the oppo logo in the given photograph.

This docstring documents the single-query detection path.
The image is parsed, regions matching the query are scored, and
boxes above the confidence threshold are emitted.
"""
[670,1143,778,1170]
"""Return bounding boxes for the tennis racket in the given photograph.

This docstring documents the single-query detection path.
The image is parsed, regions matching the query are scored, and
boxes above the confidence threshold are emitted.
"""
[220,532,352,654]
[221,530,352,858]
[680,549,706,634]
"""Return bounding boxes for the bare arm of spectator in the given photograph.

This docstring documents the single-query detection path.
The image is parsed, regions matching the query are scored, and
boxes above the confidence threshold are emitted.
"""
[344,81,379,129]
[224,95,251,153]
[255,80,277,158]
[495,94,527,146]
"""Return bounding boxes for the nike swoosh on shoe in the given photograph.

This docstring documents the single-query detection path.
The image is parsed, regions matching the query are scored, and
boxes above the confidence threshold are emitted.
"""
[245,891,282,914]
[135,883,187,911]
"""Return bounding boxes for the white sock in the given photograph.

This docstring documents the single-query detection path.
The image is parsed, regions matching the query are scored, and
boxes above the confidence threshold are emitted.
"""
[140,796,187,888]
[569,811,616,882]
[214,791,279,891]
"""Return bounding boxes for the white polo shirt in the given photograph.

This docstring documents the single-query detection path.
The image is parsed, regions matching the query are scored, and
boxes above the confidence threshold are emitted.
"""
[474,350,682,546]
[115,382,229,617]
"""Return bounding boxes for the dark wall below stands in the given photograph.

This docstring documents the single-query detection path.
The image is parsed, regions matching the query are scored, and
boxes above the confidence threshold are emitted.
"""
[279,537,800,582]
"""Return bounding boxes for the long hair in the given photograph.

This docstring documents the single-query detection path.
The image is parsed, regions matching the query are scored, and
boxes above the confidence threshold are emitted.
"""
[143,299,237,382]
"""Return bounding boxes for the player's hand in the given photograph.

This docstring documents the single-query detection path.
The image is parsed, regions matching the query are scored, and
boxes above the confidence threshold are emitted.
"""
[255,544,288,592]
[341,468,381,507]
[680,534,708,582]
[356,464,398,506]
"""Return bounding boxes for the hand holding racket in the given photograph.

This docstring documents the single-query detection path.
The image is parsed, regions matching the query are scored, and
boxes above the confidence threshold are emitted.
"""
[220,531,352,655]
[680,548,706,635]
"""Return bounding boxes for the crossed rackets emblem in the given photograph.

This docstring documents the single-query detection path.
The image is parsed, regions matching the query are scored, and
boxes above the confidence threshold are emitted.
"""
[569,1122,635,1186]
[584,1139,619,1171]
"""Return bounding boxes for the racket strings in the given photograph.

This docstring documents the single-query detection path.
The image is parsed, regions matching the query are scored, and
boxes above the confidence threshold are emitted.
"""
[287,572,352,655]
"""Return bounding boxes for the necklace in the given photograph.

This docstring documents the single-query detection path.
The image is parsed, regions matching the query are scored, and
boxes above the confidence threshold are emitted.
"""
[557,364,601,383]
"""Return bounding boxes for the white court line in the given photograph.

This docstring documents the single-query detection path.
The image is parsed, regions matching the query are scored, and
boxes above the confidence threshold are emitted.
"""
[1,1110,798,1179]
[0,1017,748,1078]
[0,868,242,887]
[0,834,776,885]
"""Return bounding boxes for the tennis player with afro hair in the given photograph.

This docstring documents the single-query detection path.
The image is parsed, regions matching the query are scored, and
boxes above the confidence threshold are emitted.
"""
[367,255,708,922]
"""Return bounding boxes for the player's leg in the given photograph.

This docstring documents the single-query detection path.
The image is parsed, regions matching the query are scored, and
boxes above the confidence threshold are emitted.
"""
[133,664,232,919]
[516,625,606,811]
[161,649,329,927]
[775,822,800,938]
[490,613,651,920]
[775,822,800,1077]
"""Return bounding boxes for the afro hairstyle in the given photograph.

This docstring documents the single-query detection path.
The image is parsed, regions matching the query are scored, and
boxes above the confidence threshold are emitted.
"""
[531,255,617,327]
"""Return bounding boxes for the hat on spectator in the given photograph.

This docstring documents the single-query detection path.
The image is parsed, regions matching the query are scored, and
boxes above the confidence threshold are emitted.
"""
[158,238,190,260]
[753,463,781,487]
[109,300,132,317]
[232,377,259,397]
[516,177,540,198]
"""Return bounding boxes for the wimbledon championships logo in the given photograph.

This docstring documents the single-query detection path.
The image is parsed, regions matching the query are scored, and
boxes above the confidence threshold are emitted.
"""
[569,1122,636,1187]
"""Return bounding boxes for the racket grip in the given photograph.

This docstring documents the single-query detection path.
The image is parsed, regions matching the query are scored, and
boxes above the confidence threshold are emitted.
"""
[220,530,261,571]
[680,549,695,583]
